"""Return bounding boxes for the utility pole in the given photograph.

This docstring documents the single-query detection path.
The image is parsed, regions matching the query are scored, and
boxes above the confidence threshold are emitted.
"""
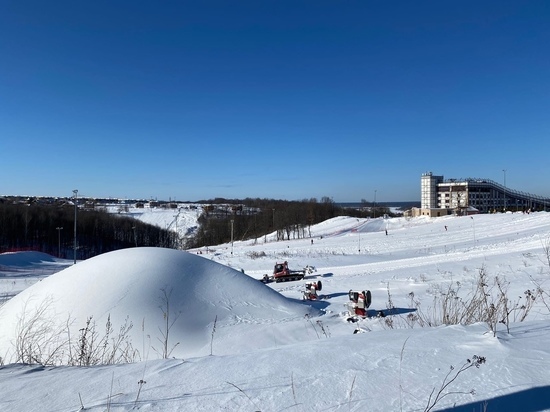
[231,219,234,255]
[73,189,78,264]
[357,219,361,252]
[373,190,377,218]
[56,227,63,258]
[173,208,180,249]
[502,169,507,211]
[471,216,476,248]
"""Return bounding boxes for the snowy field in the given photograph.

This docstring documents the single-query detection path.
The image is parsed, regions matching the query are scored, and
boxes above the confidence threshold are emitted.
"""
[1,210,550,411]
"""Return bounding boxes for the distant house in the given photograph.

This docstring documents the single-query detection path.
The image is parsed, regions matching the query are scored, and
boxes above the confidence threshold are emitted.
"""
[83,201,96,210]
[409,206,479,218]
[409,207,452,218]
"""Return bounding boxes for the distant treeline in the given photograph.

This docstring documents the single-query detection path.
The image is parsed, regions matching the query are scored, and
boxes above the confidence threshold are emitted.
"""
[0,201,176,259]
[0,198,394,259]
[185,197,394,249]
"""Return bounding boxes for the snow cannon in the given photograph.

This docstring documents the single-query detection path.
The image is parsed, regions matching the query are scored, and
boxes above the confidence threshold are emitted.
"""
[303,280,322,300]
[347,289,372,317]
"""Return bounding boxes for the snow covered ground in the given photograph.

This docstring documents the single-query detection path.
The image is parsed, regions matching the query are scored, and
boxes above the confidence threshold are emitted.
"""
[1,211,550,411]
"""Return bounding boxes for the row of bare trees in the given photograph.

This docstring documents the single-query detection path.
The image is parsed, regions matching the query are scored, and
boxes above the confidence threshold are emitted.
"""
[185,197,384,249]
[0,202,176,259]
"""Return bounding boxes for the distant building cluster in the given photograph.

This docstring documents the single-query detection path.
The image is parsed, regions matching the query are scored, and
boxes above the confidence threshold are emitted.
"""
[409,172,550,217]
[0,195,194,211]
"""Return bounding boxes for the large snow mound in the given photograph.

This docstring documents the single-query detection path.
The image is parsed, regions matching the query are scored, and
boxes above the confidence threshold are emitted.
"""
[0,247,317,360]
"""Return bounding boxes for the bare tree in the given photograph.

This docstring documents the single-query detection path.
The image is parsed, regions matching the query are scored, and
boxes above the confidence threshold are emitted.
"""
[154,287,181,359]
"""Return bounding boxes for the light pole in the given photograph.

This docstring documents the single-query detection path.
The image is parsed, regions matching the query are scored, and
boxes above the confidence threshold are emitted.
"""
[502,169,507,211]
[357,219,361,252]
[230,219,234,255]
[24,204,29,243]
[373,190,377,218]
[471,216,476,248]
[173,208,180,249]
[73,189,78,264]
[56,227,63,258]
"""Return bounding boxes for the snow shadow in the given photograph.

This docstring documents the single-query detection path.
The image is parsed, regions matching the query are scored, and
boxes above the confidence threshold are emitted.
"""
[291,297,331,310]
[303,272,333,281]
[0,267,56,278]
[0,251,57,266]
[436,385,550,412]
[324,292,348,299]
[0,292,17,304]
[345,307,417,321]
[373,307,416,317]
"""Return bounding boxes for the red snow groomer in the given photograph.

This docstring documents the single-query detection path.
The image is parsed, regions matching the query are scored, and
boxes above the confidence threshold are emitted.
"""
[303,280,323,300]
[347,289,372,317]
[272,261,306,283]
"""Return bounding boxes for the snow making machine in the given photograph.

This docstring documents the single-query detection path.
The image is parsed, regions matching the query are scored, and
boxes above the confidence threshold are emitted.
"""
[303,280,323,300]
[347,289,372,317]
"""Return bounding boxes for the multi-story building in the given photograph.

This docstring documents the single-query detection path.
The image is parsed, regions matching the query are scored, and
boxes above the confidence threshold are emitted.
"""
[416,172,550,216]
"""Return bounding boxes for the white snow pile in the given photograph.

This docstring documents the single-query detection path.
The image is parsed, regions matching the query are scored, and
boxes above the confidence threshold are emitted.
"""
[0,247,317,362]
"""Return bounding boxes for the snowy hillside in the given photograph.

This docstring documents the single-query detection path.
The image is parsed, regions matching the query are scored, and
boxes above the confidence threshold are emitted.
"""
[103,203,203,242]
[1,212,550,411]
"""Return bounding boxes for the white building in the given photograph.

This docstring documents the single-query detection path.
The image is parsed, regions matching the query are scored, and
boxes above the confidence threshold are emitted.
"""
[414,172,549,217]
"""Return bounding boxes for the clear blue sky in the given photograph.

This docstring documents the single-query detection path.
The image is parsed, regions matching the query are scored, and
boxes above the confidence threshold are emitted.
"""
[1,1,549,202]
